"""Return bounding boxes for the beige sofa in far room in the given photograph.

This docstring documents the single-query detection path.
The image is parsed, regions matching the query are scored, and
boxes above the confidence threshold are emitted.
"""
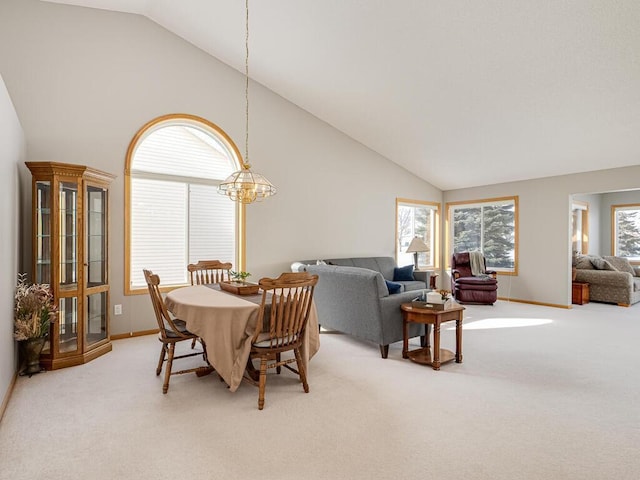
[574,255,640,306]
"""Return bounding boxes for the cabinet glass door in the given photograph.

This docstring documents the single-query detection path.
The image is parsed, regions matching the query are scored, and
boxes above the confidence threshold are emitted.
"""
[86,186,107,287]
[35,181,52,284]
[58,182,79,355]
[59,182,78,288]
[58,296,79,353]
[86,292,107,346]
[85,184,108,348]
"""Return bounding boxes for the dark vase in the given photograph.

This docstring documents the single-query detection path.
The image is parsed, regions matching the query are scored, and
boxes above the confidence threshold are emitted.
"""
[19,337,46,377]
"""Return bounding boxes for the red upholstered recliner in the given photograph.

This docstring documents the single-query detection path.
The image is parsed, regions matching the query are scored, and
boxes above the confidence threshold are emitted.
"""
[451,252,498,305]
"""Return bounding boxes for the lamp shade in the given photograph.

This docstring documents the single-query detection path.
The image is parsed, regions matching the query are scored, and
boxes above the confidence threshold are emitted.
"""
[405,236,428,253]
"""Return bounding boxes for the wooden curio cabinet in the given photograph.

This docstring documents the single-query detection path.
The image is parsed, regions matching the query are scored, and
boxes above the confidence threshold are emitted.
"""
[26,162,115,370]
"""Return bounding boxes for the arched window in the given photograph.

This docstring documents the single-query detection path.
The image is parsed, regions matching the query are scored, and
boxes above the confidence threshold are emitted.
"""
[125,114,244,294]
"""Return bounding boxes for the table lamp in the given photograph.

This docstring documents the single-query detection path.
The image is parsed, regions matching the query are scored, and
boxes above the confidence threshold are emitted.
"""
[405,237,428,270]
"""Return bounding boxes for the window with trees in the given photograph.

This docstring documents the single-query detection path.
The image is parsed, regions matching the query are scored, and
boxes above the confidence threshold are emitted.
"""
[125,114,244,294]
[612,204,640,263]
[396,199,439,269]
[447,196,518,273]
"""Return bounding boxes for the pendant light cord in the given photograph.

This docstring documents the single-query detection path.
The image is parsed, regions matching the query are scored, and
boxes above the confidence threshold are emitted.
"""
[244,0,250,168]
[217,0,276,202]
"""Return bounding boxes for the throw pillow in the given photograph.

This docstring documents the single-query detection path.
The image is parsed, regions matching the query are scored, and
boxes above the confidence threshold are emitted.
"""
[590,257,616,271]
[604,256,636,275]
[574,254,594,270]
[393,264,414,282]
[385,280,402,294]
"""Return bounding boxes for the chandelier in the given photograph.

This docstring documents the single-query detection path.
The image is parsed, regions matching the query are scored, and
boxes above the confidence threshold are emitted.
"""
[218,0,276,204]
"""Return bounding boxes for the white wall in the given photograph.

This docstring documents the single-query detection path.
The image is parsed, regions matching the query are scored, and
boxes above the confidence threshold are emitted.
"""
[0,74,25,410]
[0,0,441,335]
[443,166,640,306]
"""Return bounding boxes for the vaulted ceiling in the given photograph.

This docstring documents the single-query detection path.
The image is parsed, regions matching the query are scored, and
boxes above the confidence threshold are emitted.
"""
[41,0,640,190]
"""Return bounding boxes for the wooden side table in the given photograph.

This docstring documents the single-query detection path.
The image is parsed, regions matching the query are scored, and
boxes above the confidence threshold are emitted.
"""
[401,303,465,370]
[572,282,589,305]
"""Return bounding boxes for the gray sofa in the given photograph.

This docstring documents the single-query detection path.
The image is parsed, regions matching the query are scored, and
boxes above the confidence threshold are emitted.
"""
[293,257,430,358]
[574,254,640,306]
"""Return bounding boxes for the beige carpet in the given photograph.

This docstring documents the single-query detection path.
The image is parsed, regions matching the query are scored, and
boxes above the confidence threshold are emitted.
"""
[1,300,639,480]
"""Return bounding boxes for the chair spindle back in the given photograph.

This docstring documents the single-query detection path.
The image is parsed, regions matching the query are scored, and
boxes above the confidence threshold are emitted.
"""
[143,269,189,340]
[254,272,318,349]
[187,260,232,285]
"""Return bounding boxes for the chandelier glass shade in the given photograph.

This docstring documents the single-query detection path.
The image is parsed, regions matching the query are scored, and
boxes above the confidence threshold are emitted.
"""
[218,0,276,204]
[218,163,277,204]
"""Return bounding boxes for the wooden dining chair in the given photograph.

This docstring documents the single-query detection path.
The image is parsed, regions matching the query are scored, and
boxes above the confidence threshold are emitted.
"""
[186,260,233,349]
[248,272,319,410]
[143,269,209,394]
[187,260,232,285]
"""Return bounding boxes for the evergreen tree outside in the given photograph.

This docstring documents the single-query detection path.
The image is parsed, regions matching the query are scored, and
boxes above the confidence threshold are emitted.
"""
[451,199,516,271]
[483,204,515,268]
[453,207,481,252]
[414,208,428,239]
[616,209,640,258]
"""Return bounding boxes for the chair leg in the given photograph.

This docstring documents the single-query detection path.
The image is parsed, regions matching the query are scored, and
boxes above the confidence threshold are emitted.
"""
[379,344,389,358]
[258,356,268,410]
[276,353,281,374]
[156,344,166,376]
[200,338,208,364]
[191,338,196,349]
[294,348,309,393]
[163,343,175,394]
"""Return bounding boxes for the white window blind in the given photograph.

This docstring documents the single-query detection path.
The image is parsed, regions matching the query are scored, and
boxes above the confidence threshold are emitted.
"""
[130,178,187,287]
[133,125,235,179]
[129,120,237,290]
[188,184,235,264]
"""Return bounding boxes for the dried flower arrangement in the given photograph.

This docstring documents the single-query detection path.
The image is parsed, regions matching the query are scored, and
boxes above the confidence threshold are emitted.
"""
[14,273,57,341]
[439,289,451,301]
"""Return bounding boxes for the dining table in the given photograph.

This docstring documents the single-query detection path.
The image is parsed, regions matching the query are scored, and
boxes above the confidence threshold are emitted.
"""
[164,284,320,392]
